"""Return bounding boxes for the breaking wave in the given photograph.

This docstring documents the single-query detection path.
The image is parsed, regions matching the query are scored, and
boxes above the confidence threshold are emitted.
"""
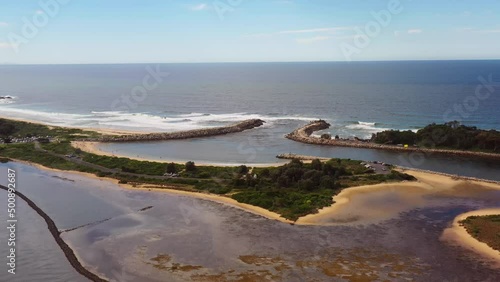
[0,107,316,132]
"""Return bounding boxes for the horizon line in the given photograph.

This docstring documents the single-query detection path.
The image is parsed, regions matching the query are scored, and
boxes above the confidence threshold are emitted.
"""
[2,58,500,66]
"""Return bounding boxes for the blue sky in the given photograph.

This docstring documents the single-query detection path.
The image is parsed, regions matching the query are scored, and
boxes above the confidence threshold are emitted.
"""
[0,0,499,64]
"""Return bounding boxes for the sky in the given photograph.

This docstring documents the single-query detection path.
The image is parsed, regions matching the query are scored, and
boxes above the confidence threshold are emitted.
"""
[0,0,499,64]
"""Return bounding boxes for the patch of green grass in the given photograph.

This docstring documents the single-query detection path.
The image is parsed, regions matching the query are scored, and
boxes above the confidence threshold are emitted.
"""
[0,143,97,173]
[232,189,333,220]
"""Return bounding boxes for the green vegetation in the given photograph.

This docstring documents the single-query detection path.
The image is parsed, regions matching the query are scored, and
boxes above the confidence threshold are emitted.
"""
[0,117,417,221]
[231,158,415,220]
[372,121,500,153]
[0,143,97,173]
[460,214,500,252]
[0,118,101,141]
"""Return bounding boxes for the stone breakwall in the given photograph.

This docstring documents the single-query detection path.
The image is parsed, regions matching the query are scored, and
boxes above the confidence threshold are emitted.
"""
[276,153,329,161]
[286,120,500,160]
[90,119,265,143]
[0,184,108,282]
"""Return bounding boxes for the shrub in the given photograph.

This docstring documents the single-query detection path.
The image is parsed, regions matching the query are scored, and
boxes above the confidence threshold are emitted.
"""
[238,165,249,174]
[185,161,196,172]
[166,162,177,173]
[311,159,322,171]
[260,168,270,177]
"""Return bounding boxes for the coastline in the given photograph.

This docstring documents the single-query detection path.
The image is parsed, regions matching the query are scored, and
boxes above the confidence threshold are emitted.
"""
[286,120,500,160]
[441,209,500,268]
[0,114,143,136]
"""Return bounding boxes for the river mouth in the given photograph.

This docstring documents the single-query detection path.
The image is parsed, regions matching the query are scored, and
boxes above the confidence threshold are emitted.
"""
[1,162,499,281]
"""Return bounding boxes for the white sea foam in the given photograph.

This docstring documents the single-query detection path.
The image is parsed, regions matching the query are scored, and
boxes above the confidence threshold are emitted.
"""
[0,95,17,105]
[346,121,390,132]
[0,106,317,132]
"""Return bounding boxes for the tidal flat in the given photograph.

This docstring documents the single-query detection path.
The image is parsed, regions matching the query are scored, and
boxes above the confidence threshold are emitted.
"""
[1,162,499,281]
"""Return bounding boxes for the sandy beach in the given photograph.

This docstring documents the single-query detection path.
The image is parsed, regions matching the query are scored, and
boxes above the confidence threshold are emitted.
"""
[296,170,500,225]
[441,208,500,268]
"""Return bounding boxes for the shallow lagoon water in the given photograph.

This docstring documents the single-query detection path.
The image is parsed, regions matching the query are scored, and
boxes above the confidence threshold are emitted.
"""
[1,162,499,281]
[96,125,500,181]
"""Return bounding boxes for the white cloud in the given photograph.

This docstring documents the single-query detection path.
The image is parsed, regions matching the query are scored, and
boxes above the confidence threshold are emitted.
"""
[35,10,44,14]
[0,42,13,49]
[296,36,330,44]
[394,30,400,37]
[280,27,353,34]
[190,3,208,11]
[0,22,8,27]
[245,26,353,38]
[407,29,423,34]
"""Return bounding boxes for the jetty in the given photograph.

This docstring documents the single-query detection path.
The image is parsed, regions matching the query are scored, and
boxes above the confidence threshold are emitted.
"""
[89,119,265,143]
[286,120,500,160]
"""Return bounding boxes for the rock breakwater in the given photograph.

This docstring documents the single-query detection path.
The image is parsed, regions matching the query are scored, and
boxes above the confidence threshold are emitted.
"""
[90,119,265,143]
[286,120,500,160]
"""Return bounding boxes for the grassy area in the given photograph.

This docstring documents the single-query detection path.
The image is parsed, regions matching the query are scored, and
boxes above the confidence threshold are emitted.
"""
[0,143,97,173]
[0,118,101,140]
[460,215,500,252]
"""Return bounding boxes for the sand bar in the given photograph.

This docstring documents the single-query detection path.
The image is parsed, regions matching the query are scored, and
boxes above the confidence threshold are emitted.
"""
[441,209,500,268]
[297,170,500,225]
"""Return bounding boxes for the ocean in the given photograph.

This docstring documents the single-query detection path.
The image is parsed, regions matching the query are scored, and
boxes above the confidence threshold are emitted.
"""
[1,61,499,178]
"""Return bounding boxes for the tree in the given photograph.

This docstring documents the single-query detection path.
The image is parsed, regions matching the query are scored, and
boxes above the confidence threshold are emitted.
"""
[322,163,336,176]
[289,158,303,168]
[166,162,177,173]
[185,161,196,172]
[277,175,289,187]
[260,168,270,177]
[320,175,335,189]
[311,159,322,171]
[298,179,316,191]
[285,167,304,182]
[238,165,249,174]
[0,122,15,137]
